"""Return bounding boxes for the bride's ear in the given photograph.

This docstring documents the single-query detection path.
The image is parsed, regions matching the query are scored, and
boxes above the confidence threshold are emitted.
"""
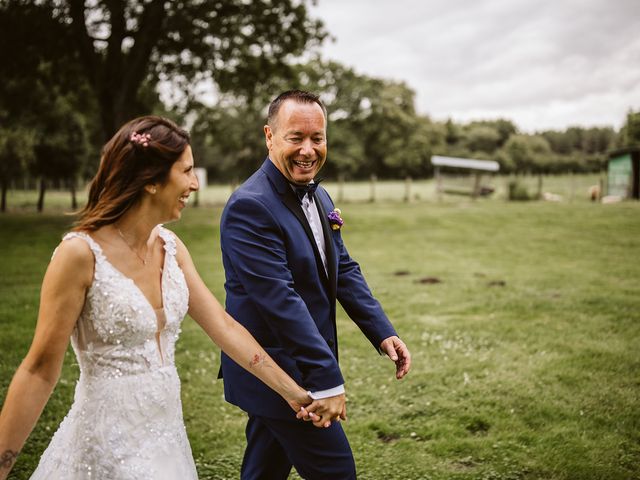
[145,184,158,195]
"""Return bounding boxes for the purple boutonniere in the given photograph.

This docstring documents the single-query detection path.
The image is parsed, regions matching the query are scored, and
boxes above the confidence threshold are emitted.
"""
[328,208,344,230]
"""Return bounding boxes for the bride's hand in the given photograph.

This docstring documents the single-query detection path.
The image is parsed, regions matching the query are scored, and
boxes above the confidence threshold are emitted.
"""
[286,386,312,413]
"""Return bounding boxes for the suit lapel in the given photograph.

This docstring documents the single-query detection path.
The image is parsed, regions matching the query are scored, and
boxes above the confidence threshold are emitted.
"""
[314,193,337,302]
[262,159,330,289]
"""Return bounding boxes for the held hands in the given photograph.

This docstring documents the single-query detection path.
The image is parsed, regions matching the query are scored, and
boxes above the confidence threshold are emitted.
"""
[380,336,411,379]
[287,387,313,414]
[296,393,346,428]
[285,383,346,429]
[290,336,409,428]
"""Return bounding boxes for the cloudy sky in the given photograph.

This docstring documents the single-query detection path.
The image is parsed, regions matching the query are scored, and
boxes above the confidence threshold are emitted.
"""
[309,0,640,132]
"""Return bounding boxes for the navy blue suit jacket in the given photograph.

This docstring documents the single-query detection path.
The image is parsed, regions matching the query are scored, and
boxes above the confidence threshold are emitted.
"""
[219,159,397,419]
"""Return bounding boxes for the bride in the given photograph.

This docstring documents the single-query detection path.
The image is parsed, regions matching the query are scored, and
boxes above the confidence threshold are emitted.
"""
[0,116,315,479]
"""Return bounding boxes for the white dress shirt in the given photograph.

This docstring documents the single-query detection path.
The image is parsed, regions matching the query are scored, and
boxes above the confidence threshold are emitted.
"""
[297,186,345,400]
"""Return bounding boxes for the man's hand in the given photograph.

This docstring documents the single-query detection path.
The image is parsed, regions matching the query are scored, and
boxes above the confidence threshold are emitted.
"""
[380,336,411,379]
[296,393,347,428]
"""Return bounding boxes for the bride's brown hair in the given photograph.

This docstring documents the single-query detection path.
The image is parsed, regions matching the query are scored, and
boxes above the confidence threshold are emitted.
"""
[74,116,190,231]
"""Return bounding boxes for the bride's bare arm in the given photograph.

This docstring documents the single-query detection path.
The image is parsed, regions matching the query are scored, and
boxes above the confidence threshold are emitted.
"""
[0,239,92,480]
[174,237,311,411]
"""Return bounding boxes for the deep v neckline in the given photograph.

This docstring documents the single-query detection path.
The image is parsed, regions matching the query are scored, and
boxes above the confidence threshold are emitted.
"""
[88,232,167,317]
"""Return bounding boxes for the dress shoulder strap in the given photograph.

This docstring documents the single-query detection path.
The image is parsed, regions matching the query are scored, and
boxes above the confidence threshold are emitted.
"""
[61,231,105,259]
[157,225,177,256]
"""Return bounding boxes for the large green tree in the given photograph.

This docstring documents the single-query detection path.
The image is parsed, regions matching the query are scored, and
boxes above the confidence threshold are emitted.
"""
[462,125,502,155]
[0,0,94,211]
[462,119,517,154]
[293,59,436,178]
[54,0,326,139]
[0,127,35,212]
[502,134,552,174]
[192,59,448,181]
[189,96,275,183]
[619,109,640,147]
[30,95,90,212]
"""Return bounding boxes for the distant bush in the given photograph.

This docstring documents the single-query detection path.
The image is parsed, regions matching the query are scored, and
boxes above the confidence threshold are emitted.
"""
[508,179,532,201]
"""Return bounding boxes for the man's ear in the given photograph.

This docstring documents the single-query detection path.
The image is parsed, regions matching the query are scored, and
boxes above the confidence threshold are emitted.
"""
[264,125,273,150]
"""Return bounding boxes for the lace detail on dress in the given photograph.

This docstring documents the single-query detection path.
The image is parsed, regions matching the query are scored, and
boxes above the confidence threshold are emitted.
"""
[30,227,198,480]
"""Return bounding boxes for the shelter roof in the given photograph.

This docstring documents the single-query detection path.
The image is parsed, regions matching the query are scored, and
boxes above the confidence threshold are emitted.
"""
[431,155,500,172]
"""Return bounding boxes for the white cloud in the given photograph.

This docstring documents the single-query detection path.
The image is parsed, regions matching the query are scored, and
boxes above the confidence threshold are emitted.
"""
[310,0,640,131]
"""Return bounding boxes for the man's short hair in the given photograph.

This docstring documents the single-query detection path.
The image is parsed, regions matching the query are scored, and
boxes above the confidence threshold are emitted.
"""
[267,90,327,129]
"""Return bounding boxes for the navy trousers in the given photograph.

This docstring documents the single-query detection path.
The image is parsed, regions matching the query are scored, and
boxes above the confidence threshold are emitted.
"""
[240,414,357,480]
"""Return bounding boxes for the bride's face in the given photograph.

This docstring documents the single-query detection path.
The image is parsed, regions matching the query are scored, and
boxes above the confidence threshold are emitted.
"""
[154,146,199,222]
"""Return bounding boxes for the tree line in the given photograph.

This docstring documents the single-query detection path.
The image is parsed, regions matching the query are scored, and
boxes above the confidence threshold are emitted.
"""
[190,60,639,183]
[1,0,639,211]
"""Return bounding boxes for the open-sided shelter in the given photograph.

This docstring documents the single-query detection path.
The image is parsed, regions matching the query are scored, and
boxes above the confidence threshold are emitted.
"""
[431,155,500,198]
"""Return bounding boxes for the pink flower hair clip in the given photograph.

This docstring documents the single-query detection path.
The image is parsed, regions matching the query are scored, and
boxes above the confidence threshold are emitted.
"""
[130,131,151,147]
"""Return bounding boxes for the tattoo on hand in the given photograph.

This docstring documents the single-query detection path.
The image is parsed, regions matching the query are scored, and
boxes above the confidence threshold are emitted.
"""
[0,449,19,470]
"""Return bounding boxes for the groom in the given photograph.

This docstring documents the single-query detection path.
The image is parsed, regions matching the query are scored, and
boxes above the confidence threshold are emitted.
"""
[219,90,411,479]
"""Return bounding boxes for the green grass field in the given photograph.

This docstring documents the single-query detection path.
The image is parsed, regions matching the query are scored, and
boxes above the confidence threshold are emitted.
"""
[1,197,639,479]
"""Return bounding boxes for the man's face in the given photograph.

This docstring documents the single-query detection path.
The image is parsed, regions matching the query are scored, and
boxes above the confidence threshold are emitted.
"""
[264,99,327,185]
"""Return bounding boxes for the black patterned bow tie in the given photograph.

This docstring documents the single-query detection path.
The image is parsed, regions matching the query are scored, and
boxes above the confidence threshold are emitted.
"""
[293,179,322,202]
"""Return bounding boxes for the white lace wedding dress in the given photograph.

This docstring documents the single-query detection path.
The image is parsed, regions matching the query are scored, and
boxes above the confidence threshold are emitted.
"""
[30,227,199,479]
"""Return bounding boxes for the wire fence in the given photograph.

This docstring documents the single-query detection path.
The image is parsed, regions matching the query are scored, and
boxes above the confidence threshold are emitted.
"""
[3,173,610,212]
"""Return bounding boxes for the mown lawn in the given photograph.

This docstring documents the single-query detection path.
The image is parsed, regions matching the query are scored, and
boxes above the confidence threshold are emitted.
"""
[1,199,639,479]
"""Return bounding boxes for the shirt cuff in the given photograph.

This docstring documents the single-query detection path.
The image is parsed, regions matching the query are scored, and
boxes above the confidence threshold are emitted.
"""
[307,384,345,400]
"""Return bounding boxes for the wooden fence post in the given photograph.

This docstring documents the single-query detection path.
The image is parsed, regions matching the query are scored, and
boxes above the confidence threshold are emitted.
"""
[37,178,46,212]
[1,180,7,212]
[472,172,481,199]
[69,178,77,209]
[193,188,200,207]
[536,174,543,200]
[338,173,345,203]
[569,171,575,203]
[369,174,377,203]
[404,176,412,202]
[435,167,442,202]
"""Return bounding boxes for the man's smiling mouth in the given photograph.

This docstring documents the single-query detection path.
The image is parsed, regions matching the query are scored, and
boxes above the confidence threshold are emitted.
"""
[293,159,315,168]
